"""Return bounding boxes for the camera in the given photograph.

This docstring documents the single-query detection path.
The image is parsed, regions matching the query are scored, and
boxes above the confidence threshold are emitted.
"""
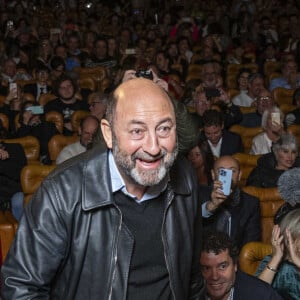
[136,70,153,80]
[205,88,221,99]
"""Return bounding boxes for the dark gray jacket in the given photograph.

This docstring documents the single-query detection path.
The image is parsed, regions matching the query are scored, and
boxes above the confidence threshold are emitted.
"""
[2,147,204,300]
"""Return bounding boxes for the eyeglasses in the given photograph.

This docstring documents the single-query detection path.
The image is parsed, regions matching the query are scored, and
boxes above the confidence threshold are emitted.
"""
[258,96,271,101]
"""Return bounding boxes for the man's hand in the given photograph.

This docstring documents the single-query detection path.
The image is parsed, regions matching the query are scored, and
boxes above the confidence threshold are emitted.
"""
[0,148,9,160]
[206,180,228,212]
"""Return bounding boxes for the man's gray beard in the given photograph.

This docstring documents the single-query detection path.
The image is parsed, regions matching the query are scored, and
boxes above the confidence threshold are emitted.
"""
[112,133,178,187]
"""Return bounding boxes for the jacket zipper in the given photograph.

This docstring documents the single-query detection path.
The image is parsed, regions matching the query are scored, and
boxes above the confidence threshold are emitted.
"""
[161,188,176,300]
[108,207,122,300]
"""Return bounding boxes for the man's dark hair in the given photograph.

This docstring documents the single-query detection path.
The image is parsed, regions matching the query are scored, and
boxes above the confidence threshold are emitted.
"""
[52,75,78,97]
[248,72,264,85]
[202,231,239,263]
[202,109,224,127]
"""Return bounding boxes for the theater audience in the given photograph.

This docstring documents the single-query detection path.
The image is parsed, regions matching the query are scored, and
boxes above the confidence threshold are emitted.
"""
[247,134,300,187]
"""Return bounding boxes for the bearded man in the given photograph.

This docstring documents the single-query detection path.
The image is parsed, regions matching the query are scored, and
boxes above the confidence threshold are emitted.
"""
[2,78,205,300]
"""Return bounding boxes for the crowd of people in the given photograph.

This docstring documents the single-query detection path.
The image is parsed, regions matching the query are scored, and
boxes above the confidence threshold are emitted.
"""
[1,0,300,299]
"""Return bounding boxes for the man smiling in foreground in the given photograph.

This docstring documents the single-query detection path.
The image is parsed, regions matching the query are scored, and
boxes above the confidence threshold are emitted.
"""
[200,231,283,300]
[2,78,204,299]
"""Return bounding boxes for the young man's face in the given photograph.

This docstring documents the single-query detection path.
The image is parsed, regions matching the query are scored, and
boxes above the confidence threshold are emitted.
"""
[200,249,237,300]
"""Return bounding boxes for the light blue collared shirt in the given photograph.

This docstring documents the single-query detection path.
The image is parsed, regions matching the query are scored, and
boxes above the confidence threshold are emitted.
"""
[108,151,169,203]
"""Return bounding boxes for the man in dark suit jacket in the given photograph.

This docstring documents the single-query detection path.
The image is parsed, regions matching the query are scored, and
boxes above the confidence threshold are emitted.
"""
[201,156,261,250]
[200,231,283,300]
[200,109,243,157]
[23,65,52,102]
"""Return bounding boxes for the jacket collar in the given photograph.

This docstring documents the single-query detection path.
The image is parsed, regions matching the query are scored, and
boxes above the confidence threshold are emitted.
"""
[81,147,191,211]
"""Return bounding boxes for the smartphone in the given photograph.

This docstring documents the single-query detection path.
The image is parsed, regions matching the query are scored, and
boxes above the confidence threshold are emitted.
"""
[271,112,280,125]
[26,106,44,115]
[9,82,17,91]
[136,70,153,80]
[205,88,221,98]
[125,48,136,55]
[7,20,14,31]
[218,168,232,196]
[50,28,61,35]
[182,17,192,23]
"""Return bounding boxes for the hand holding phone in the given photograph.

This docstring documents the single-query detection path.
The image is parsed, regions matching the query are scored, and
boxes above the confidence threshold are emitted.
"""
[271,112,280,126]
[218,168,232,196]
[25,106,44,115]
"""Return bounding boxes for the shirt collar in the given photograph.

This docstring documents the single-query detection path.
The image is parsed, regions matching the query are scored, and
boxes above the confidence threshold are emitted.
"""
[108,150,169,203]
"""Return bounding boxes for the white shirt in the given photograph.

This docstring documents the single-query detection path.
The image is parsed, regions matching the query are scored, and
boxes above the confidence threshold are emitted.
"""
[56,141,86,164]
[232,91,254,107]
[208,137,223,158]
[250,132,272,155]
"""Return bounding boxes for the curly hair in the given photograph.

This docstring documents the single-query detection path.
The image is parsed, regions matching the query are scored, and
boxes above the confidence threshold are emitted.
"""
[202,231,239,263]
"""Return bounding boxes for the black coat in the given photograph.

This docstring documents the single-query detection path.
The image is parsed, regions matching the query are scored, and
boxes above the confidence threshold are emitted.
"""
[201,129,244,157]
[233,270,283,300]
[23,83,52,101]
[0,142,27,210]
[200,186,261,250]
[2,148,205,299]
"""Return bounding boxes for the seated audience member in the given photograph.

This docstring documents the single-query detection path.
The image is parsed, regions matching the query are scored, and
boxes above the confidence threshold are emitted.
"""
[187,138,214,186]
[23,64,51,102]
[235,68,251,92]
[56,115,99,164]
[285,87,300,125]
[49,56,65,82]
[44,75,89,135]
[88,92,108,148]
[16,101,59,164]
[200,109,243,157]
[84,37,117,69]
[201,60,221,89]
[190,82,242,130]
[0,121,27,221]
[1,58,31,83]
[89,92,107,122]
[256,209,300,299]
[200,231,283,300]
[269,59,300,91]
[274,168,300,225]
[240,88,275,128]
[250,106,285,155]
[247,134,300,187]
[232,72,264,107]
[200,156,261,250]
[154,51,184,100]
